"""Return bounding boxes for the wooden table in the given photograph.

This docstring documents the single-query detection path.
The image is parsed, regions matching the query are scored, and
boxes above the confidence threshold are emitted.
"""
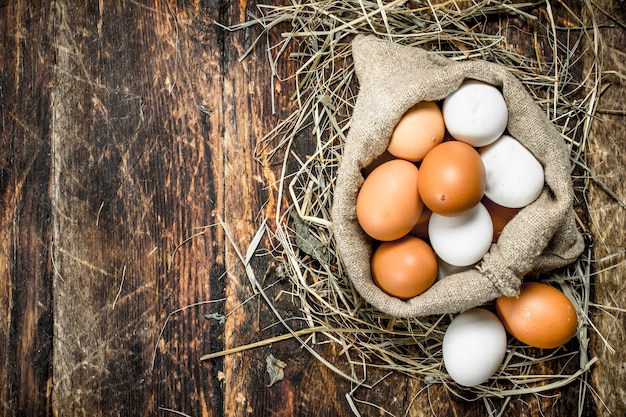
[1,1,624,416]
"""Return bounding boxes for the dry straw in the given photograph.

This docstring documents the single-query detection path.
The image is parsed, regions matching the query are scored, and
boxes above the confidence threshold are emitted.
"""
[209,1,619,415]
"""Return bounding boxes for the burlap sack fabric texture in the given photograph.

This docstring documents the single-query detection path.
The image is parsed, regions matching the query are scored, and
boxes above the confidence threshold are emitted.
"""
[332,35,585,318]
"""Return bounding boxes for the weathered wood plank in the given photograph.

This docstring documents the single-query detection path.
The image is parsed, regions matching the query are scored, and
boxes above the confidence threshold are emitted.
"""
[587,2,626,416]
[204,2,356,416]
[47,0,612,415]
[0,0,623,416]
[49,0,352,415]
[0,3,54,416]
[50,1,225,414]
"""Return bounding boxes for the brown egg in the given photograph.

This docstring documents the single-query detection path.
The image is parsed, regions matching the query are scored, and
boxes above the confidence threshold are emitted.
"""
[496,282,578,349]
[371,236,438,299]
[482,197,521,242]
[418,141,486,216]
[409,206,432,240]
[361,150,397,178]
[388,101,445,162]
[356,159,423,241]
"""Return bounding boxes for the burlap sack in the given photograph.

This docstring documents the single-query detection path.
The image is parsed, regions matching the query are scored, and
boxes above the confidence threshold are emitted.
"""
[331,35,585,318]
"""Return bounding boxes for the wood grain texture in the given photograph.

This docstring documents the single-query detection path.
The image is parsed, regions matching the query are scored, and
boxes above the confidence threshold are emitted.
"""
[0,0,624,416]
[50,0,350,416]
[0,3,54,416]
[51,1,222,414]
[586,2,626,416]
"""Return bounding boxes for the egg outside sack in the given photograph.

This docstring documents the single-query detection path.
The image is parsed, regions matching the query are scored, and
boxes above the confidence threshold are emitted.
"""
[442,308,508,387]
[496,282,579,349]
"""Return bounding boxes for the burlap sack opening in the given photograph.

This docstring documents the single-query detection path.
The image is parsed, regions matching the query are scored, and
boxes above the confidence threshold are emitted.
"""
[331,35,585,318]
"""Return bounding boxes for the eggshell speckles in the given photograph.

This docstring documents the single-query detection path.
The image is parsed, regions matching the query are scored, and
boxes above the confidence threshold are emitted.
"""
[371,236,437,299]
[356,159,423,241]
[388,101,445,162]
[443,308,507,387]
[418,141,486,216]
[496,282,578,349]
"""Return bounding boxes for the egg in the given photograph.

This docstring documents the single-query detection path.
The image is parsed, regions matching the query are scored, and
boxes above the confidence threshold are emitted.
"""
[387,101,445,162]
[428,202,493,267]
[442,80,508,147]
[482,197,521,242]
[371,236,437,299]
[479,134,545,208]
[496,281,578,349]
[361,150,396,178]
[409,206,431,240]
[356,159,423,241]
[436,257,474,281]
[418,141,486,216]
[443,308,507,387]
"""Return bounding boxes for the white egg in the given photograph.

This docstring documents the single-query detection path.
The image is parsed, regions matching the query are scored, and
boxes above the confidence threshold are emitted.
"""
[479,134,545,208]
[436,257,474,281]
[443,308,507,387]
[443,80,508,147]
[428,203,493,267]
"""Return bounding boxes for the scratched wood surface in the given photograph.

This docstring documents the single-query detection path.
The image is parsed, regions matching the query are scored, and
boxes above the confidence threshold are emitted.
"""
[586,3,626,416]
[0,1,624,416]
[1,2,54,416]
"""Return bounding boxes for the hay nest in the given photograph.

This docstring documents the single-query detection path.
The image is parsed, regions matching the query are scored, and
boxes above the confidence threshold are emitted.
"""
[208,1,616,414]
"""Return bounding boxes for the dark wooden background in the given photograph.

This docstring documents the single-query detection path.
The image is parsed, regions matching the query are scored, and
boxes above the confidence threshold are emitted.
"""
[1,1,624,416]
